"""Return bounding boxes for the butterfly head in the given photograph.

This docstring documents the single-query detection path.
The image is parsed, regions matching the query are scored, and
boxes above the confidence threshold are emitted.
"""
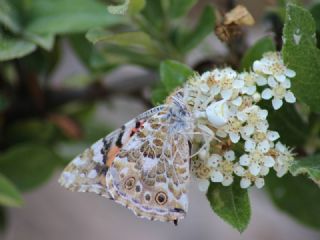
[166,90,195,136]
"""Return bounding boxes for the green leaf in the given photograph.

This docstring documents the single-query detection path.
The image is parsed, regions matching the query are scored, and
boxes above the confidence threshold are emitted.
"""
[240,37,276,71]
[169,0,197,18]
[0,144,59,191]
[128,0,146,14]
[108,0,145,15]
[290,155,320,186]
[0,174,23,207]
[6,120,56,145]
[151,86,168,105]
[206,180,251,232]
[86,29,158,53]
[175,5,215,53]
[69,34,112,73]
[0,37,36,61]
[282,4,320,112]
[266,173,320,229]
[25,0,122,35]
[100,45,160,69]
[24,32,55,51]
[267,104,308,146]
[141,0,164,30]
[160,60,193,92]
[0,0,21,33]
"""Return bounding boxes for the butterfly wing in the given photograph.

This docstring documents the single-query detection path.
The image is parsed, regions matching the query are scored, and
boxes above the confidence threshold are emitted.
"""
[106,108,191,222]
[58,106,165,198]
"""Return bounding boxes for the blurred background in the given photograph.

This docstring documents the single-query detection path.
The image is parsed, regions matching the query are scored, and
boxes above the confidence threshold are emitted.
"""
[1,0,320,239]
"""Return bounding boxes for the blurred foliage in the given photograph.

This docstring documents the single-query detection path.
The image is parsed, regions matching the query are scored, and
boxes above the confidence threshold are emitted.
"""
[266,173,320,229]
[0,173,23,207]
[0,0,320,234]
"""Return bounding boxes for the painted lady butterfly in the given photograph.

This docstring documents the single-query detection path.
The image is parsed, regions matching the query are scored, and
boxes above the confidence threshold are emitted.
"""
[59,90,195,225]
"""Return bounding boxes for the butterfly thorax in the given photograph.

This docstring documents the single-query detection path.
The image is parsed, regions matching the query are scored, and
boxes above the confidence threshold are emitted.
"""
[164,90,195,140]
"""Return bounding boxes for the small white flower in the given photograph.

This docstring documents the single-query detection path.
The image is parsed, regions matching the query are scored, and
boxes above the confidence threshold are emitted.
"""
[253,52,296,82]
[240,148,275,176]
[273,142,294,177]
[238,106,269,138]
[244,130,280,153]
[211,68,241,100]
[206,99,230,127]
[261,77,296,110]
[209,151,236,185]
[238,72,266,95]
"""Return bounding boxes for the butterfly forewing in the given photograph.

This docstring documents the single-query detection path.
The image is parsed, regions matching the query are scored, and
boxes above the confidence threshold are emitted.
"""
[59,106,165,197]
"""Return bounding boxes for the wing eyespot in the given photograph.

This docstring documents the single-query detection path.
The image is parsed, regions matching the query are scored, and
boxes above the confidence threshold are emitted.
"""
[155,191,168,205]
[124,177,136,190]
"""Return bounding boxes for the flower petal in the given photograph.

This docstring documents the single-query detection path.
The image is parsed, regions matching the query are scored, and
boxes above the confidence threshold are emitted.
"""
[224,150,235,161]
[264,156,275,167]
[285,68,296,78]
[222,176,233,186]
[274,74,286,82]
[257,140,270,153]
[240,178,251,188]
[211,171,224,182]
[272,98,283,110]
[261,88,273,100]
[240,154,250,166]
[232,96,242,106]
[268,76,278,87]
[256,76,267,86]
[234,165,245,176]
[284,91,296,103]
[255,178,265,188]
[229,132,240,143]
[249,163,261,176]
[221,89,233,100]
[242,125,255,137]
[267,131,280,141]
[245,139,256,152]
[233,79,244,89]
[281,79,291,88]
[198,179,210,192]
[246,85,256,95]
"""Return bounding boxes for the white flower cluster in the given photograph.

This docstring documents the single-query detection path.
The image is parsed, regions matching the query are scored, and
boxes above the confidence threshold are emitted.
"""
[184,52,296,191]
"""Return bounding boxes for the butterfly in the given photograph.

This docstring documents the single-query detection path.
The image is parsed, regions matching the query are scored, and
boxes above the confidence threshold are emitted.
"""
[59,90,195,225]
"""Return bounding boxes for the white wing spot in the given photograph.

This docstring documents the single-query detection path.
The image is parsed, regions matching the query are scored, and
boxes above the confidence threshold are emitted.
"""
[88,169,98,179]
[73,157,86,167]
[92,139,104,164]
[62,172,76,187]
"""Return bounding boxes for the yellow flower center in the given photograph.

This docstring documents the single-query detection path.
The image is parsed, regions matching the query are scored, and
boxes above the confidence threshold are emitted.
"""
[273,86,286,98]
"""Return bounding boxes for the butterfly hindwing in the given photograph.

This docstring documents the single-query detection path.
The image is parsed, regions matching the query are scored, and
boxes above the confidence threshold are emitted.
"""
[58,106,165,198]
[106,105,191,222]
